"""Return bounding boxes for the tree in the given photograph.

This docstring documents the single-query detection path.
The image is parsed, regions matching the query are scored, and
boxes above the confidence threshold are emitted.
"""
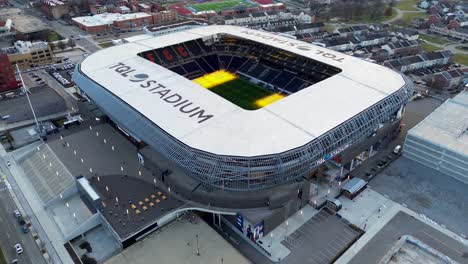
[67,38,76,49]
[57,41,66,50]
[384,6,393,17]
[48,42,56,51]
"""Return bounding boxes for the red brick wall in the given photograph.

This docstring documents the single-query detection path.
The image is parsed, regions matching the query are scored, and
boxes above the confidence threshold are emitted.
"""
[0,53,19,93]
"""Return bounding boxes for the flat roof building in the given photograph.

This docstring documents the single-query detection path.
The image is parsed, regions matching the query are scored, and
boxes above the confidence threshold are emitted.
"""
[404,90,468,183]
[72,13,153,34]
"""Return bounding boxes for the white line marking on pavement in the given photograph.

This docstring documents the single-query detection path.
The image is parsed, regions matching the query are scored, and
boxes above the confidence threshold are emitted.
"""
[7,232,10,239]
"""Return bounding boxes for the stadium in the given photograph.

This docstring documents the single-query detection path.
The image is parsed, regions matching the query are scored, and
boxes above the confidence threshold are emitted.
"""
[74,25,413,203]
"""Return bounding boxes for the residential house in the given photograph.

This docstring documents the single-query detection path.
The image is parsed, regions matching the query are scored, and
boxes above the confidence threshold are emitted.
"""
[428,68,465,90]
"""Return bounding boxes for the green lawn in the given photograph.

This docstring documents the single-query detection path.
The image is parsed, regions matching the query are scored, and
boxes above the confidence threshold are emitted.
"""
[189,0,252,12]
[419,34,450,45]
[395,0,420,11]
[47,31,63,42]
[209,78,277,110]
[421,43,442,52]
[345,8,398,23]
[453,53,468,66]
[396,12,428,25]
[99,42,113,48]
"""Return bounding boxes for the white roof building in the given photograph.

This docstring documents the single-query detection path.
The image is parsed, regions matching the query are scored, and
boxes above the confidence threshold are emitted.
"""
[72,12,151,27]
[77,25,407,157]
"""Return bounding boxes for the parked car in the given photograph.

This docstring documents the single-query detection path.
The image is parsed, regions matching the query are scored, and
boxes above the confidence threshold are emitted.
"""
[13,210,21,218]
[14,244,23,254]
[17,215,25,226]
[21,225,29,233]
[393,145,402,155]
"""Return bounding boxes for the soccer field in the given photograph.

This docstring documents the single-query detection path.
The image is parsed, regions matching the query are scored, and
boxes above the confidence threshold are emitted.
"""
[193,70,284,110]
[210,78,282,110]
[189,0,253,12]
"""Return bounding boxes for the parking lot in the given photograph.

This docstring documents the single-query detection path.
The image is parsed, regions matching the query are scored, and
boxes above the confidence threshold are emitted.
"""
[281,209,363,264]
[370,157,468,237]
[47,63,75,88]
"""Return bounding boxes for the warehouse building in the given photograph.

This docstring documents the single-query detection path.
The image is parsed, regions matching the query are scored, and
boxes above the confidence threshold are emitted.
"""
[404,90,468,184]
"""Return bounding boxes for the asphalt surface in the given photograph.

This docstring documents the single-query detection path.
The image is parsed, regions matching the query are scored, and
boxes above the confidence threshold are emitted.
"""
[8,0,101,53]
[0,178,46,264]
[0,86,67,124]
[348,211,468,264]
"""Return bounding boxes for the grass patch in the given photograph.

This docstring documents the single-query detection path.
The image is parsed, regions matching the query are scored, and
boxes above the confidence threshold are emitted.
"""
[209,78,280,110]
[47,31,63,42]
[453,53,468,66]
[395,0,420,11]
[421,43,442,52]
[395,12,428,26]
[0,246,7,264]
[419,34,450,45]
[188,0,253,12]
[324,24,335,33]
[98,42,113,48]
[345,8,398,23]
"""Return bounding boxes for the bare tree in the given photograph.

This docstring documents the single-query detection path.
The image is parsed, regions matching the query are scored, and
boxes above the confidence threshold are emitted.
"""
[48,42,56,51]
[67,38,76,49]
[57,41,66,50]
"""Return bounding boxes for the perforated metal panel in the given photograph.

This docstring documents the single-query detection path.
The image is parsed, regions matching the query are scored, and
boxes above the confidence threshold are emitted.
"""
[75,67,413,191]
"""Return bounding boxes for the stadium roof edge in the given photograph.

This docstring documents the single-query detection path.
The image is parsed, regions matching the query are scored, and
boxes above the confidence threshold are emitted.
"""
[76,25,408,157]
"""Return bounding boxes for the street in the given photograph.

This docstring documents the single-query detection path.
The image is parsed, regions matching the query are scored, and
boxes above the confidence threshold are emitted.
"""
[8,0,101,53]
[0,176,46,264]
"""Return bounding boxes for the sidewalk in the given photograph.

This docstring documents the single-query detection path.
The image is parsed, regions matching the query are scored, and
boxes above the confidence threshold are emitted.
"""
[335,188,468,264]
[255,205,319,262]
[0,143,74,264]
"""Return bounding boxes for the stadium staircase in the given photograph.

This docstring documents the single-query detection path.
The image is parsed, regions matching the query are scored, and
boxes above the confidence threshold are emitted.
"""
[14,143,75,204]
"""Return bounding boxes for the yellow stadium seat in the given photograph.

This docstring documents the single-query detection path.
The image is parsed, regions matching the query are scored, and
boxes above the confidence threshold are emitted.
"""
[157,191,162,196]
[149,202,154,207]
[135,210,141,214]
[162,195,167,200]
[143,206,148,211]
[131,204,137,210]
[156,199,160,203]
[144,198,150,202]
[150,194,156,199]
[138,201,144,206]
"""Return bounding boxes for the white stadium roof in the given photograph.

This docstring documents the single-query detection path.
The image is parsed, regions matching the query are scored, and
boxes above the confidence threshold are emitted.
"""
[79,25,406,157]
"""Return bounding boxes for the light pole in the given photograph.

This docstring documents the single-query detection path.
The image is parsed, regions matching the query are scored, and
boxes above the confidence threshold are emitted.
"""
[16,64,41,133]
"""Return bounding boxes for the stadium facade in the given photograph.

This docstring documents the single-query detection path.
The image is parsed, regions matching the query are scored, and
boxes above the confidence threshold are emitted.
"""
[74,26,413,195]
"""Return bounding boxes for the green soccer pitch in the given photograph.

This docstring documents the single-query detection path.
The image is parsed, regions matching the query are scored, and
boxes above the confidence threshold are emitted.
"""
[209,78,278,110]
[188,0,253,12]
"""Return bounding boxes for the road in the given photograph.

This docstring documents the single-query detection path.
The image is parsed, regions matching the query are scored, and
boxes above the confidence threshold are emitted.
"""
[0,176,46,264]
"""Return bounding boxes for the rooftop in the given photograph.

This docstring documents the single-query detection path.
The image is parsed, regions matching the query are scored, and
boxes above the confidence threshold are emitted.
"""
[408,90,468,156]
[72,12,152,27]
[0,8,48,33]
[76,25,407,157]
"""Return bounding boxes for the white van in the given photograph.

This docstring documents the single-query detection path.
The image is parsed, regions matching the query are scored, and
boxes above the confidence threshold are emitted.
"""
[393,145,402,155]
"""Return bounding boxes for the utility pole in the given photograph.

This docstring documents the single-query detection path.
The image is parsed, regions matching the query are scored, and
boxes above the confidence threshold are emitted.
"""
[196,234,200,256]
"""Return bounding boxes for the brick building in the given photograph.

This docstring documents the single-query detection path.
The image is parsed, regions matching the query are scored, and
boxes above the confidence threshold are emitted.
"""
[72,13,153,34]
[2,41,54,70]
[40,0,71,19]
[152,11,177,25]
[0,52,19,93]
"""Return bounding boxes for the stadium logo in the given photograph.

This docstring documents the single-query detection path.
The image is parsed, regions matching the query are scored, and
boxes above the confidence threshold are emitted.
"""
[240,30,345,63]
[129,74,149,82]
[108,62,214,124]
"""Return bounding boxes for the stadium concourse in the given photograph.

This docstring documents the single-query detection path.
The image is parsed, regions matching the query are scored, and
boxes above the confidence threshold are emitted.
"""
[73,25,413,250]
